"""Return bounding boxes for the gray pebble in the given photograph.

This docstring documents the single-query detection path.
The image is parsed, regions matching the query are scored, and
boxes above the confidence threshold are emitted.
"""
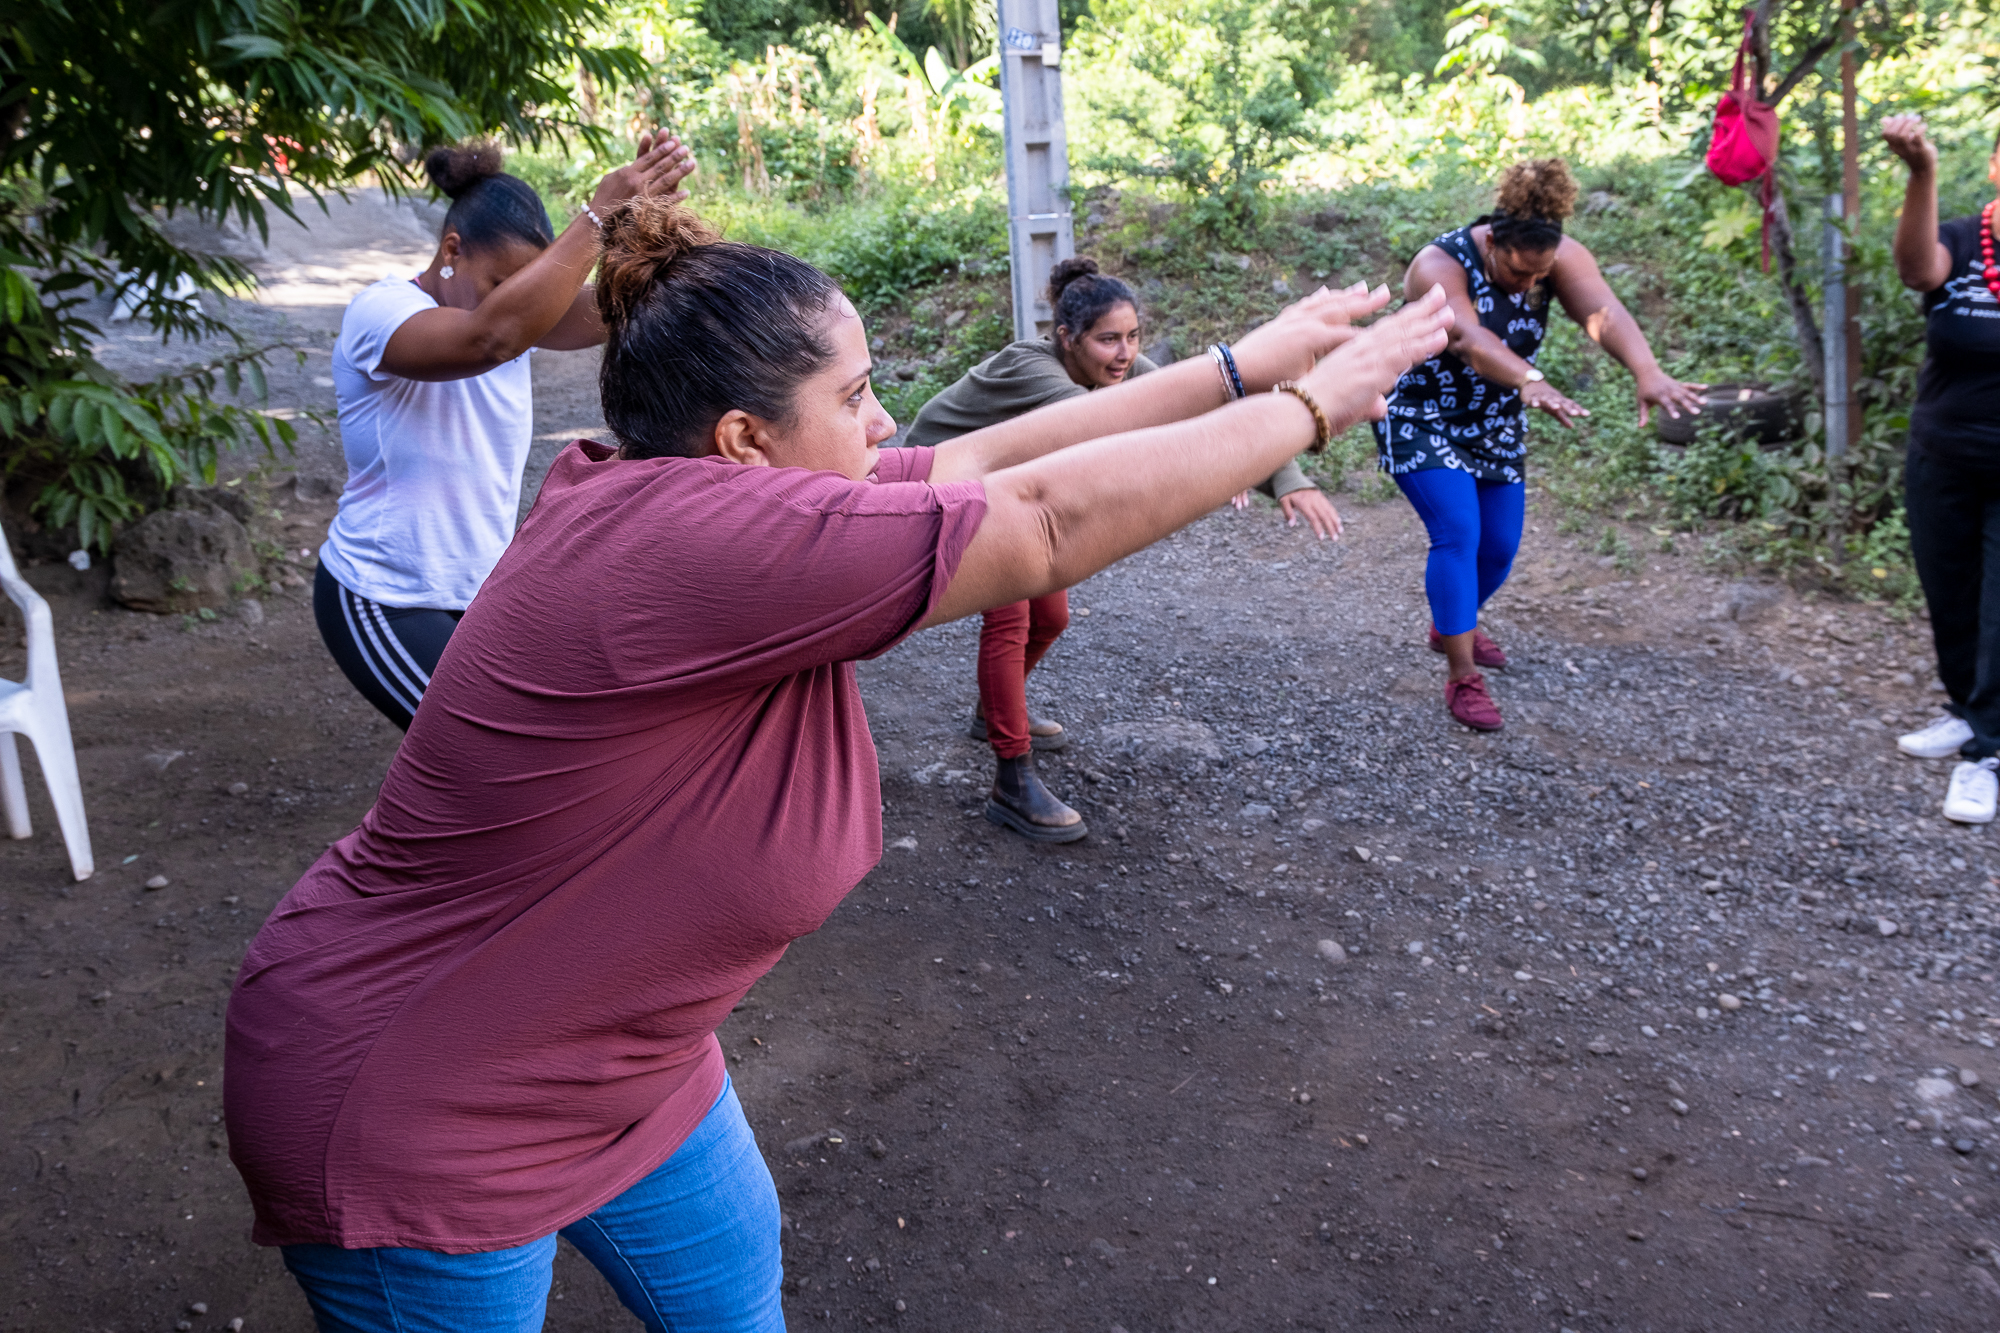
[1316,939,1347,965]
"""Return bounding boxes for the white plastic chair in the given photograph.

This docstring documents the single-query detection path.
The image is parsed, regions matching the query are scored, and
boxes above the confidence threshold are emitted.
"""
[0,521,92,881]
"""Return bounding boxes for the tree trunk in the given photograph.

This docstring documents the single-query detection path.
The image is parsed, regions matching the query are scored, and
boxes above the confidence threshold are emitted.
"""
[1748,0,1825,394]
[1761,182,1826,394]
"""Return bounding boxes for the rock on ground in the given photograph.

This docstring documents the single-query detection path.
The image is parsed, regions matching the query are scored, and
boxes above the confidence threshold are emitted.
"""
[110,490,258,613]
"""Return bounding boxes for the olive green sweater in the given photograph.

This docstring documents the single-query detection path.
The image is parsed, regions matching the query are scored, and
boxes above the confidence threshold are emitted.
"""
[902,338,1316,498]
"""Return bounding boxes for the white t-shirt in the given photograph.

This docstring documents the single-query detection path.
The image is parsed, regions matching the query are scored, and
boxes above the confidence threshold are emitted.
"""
[320,276,534,609]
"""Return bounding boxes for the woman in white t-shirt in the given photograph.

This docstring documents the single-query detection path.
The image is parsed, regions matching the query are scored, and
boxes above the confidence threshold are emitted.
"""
[317,137,693,728]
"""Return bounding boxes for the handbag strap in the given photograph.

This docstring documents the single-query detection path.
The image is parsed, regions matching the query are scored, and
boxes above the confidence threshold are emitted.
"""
[1730,11,1757,99]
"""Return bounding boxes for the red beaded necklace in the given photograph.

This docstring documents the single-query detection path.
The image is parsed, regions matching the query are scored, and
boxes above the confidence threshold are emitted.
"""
[1983,201,2000,302]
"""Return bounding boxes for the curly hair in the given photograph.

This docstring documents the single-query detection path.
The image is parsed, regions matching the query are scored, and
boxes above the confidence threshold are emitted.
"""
[595,196,845,460]
[1480,157,1579,253]
[1047,256,1138,348]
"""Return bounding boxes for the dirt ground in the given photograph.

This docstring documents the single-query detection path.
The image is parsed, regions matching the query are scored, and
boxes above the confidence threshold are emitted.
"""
[4,194,2000,1333]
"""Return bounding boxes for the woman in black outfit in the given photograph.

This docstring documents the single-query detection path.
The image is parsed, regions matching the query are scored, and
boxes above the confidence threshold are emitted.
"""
[1884,114,2000,824]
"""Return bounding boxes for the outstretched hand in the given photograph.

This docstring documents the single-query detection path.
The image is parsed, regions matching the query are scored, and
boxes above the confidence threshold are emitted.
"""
[591,131,698,214]
[1522,379,1589,430]
[1635,371,1707,429]
[1228,488,1342,540]
[1280,487,1343,540]
[1231,282,1392,391]
[1295,285,1454,430]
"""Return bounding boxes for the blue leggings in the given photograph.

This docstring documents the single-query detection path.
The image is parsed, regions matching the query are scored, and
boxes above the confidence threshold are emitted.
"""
[1393,469,1526,637]
[280,1079,782,1333]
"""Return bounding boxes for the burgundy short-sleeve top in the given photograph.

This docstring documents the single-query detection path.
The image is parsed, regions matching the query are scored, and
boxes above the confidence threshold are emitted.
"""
[224,442,986,1252]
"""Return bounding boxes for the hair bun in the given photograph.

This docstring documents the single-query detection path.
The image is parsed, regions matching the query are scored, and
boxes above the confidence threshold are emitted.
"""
[424,142,505,199]
[1047,256,1102,304]
[596,197,723,329]
[1494,157,1579,224]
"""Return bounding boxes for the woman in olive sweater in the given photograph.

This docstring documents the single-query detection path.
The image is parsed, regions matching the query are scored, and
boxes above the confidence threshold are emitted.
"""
[906,258,1341,840]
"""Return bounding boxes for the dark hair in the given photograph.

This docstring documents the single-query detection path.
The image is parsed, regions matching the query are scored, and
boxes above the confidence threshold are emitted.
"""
[1475,157,1578,254]
[1048,257,1138,347]
[597,197,845,460]
[424,142,555,253]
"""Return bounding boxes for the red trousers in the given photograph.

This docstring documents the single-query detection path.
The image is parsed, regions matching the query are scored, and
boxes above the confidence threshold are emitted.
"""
[976,591,1069,758]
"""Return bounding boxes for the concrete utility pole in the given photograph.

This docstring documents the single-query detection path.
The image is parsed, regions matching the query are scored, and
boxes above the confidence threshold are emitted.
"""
[996,0,1074,342]
[1823,0,1861,552]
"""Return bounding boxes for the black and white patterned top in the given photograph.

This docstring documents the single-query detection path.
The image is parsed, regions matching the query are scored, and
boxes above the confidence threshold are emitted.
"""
[1371,225,1550,484]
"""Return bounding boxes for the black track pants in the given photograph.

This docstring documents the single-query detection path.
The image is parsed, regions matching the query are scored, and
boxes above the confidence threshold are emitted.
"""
[313,563,463,731]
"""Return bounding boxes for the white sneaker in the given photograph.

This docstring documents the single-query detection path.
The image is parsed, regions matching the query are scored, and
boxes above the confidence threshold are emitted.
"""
[1899,715,1973,759]
[1943,759,1999,824]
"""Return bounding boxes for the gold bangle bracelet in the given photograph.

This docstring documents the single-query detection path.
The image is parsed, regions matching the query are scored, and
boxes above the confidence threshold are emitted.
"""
[1271,381,1332,454]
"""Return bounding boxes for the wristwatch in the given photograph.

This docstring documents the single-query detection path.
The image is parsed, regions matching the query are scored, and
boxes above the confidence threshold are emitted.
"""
[1520,368,1545,388]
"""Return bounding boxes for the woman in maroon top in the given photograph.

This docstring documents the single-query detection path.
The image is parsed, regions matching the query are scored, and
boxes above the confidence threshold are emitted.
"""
[223,200,1451,1330]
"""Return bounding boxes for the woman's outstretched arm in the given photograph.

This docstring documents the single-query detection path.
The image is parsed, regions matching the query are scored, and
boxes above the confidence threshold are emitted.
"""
[925,284,1389,484]
[1548,241,1706,427]
[922,289,1453,628]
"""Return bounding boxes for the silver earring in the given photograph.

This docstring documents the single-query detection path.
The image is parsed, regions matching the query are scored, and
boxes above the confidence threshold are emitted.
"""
[440,264,454,279]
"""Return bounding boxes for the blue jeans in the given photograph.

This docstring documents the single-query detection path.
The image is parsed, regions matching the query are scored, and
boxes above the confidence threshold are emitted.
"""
[1394,469,1526,637]
[281,1079,783,1332]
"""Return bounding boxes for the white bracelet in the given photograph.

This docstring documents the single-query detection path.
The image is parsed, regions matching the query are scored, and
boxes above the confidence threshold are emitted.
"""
[582,204,604,230]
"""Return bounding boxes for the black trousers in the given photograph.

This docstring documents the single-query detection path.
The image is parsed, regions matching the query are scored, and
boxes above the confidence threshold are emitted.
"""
[1905,446,2000,759]
[312,564,463,731]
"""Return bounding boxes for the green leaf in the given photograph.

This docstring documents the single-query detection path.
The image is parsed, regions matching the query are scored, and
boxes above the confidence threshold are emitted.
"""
[217,34,287,60]
[102,407,130,458]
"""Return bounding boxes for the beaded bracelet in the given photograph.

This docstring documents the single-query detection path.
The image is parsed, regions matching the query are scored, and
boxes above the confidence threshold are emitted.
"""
[582,204,605,230]
[1271,381,1333,454]
[1207,343,1246,400]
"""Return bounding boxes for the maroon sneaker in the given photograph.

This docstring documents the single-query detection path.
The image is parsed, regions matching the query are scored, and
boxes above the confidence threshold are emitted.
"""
[1444,672,1504,731]
[1428,625,1508,668]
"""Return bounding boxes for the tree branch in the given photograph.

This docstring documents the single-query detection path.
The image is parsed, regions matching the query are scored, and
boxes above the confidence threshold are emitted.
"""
[1768,30,1841,107]
[1759,182,1826,395]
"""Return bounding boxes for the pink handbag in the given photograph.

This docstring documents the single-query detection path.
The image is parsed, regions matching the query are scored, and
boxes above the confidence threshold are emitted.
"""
[1705,14,1781,267]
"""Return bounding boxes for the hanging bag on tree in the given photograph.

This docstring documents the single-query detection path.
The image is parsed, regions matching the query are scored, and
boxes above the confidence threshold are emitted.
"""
[1706,12,1781,267]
